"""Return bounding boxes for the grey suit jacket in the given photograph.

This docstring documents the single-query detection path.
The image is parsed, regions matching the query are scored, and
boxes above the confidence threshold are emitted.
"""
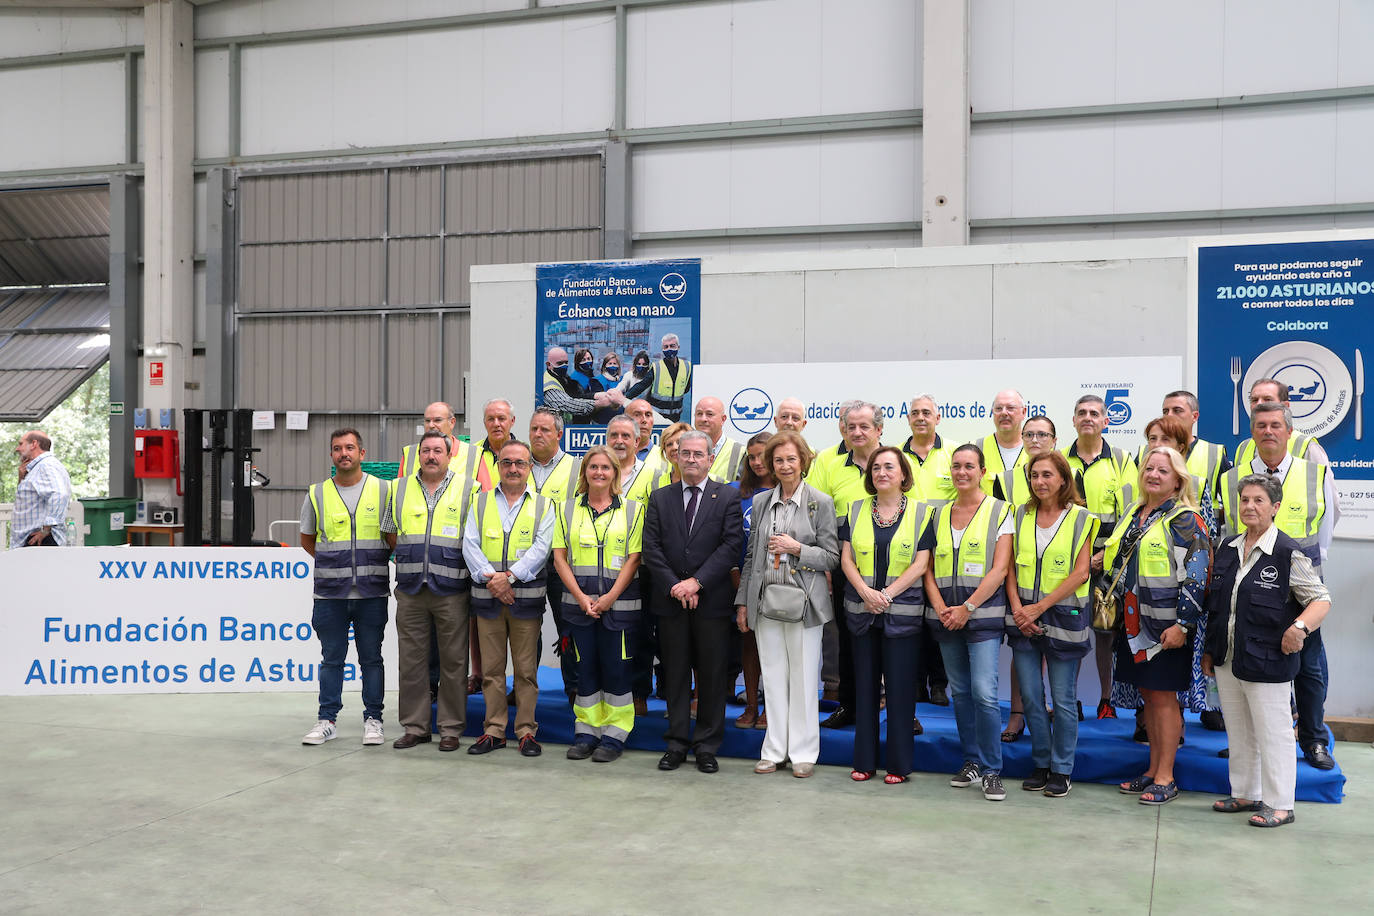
[734,482,839,629]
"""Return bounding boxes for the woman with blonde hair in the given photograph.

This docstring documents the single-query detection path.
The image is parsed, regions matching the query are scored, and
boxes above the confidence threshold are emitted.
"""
[1102,447,1212,805]
[552,445,644,763]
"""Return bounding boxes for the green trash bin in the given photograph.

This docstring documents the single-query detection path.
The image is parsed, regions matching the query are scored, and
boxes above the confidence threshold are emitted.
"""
[79,497,138,546]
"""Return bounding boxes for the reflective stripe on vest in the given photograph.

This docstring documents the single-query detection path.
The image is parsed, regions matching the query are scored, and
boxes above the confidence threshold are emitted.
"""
[1065,444,1133,539]
[1102,505,1191,637]
[469,490,550,614]
[559,497,642,614]
[534,452,581,504]
[1233,433,1313,469]
[309,475,391,599]
[1219,459,1326,574]
[844,497,933,615]
[392,473,476,596]
[1009,504,1096,656]
[708,437,745,483]
[929,497,1009,633]
[648,357,691,411]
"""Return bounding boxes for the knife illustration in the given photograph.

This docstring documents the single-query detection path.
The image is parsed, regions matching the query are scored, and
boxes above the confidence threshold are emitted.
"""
[1357,348,1365,441]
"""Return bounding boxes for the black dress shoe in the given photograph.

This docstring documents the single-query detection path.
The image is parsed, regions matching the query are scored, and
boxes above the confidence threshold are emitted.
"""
[392,732,432,749]
[658,750,687,771]
[591,745,622,763]
[519,735,542,757]
[1304,742,1336,771]
[438,736,462,752]
[1200,709,1226,732]
[928,687,950,707]
[696,752,719,773]
[821,706,855,729]
[566,741,596,760]
[467,735,506,755]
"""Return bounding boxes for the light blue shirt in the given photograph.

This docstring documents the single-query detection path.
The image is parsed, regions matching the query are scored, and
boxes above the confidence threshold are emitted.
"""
[12,452,71,548]
[461,485,555,584]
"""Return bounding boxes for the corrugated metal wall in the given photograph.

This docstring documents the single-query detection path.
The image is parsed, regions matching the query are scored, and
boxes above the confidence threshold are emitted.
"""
[235,154,602,538]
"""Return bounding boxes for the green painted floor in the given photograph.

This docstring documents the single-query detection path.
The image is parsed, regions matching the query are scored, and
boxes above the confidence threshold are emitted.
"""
[2,692,1370,915]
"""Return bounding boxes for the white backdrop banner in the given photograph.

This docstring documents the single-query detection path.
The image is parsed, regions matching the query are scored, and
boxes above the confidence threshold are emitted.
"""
[0,547,399,697]
[695,356,1185,455]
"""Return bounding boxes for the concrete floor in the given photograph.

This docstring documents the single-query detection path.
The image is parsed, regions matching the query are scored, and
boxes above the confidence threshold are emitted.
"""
[2,692,1371,915]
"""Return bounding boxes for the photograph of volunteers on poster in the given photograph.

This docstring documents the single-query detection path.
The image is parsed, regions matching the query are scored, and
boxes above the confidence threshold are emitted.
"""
[535,258,700,452]
[1195,237,1371,538]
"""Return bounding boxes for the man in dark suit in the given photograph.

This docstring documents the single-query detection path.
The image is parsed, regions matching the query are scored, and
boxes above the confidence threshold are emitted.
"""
[642,429,743,773]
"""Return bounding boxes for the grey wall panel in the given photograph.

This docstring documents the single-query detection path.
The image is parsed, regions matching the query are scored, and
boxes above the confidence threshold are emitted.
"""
[239,240,385,310]
[387,237,442,306]
[388,166,442,236]
[442,310,471,423]
[252,413,385,540]
[385,312,440,412]
[444,228,600,304]
[445,156,601,234]
[237,315,379,410]
[240,171,385,243]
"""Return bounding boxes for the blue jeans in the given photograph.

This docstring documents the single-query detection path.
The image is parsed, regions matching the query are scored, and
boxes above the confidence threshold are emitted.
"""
[1294,627,1328,748]
[938,636,1002,775]
[1012,643,1081,775]
[313,596,388,722]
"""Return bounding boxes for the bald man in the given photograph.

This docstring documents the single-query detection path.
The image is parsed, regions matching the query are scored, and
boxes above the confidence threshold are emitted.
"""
[774,398,808,433]
[398,402,478,481]
[694,396,746,483]
[542,346,608,425]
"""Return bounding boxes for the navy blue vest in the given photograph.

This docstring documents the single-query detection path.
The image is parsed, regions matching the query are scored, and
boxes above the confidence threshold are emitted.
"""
[1204,530,1304,684]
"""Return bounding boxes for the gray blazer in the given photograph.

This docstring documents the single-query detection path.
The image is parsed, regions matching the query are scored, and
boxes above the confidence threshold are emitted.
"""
[734,482,839,629]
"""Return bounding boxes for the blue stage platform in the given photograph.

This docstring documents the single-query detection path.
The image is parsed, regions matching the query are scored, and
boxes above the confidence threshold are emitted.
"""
[449,667,1344,803]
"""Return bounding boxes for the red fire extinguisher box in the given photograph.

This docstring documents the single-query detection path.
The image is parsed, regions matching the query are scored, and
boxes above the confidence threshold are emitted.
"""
[134,429,180,480]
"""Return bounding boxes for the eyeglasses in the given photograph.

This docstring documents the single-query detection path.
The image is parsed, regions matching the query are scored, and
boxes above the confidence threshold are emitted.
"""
[498,459,530,469]
[1023,431,1054,440]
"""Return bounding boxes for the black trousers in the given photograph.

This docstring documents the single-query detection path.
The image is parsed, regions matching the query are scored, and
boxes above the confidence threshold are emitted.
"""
[832,588,856,708]
[657,611,732,755]
[852,629,920,776]
[546,568,578,699]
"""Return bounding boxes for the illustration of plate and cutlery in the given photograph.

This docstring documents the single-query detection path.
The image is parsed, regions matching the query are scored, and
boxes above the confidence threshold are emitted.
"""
[1230,342,1363,440]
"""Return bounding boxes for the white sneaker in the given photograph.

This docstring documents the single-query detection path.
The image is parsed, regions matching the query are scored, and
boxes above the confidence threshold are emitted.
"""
[302,720,337,745]
[362,718,384,746]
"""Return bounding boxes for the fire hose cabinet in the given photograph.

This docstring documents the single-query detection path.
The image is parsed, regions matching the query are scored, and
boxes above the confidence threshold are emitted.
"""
[135,429,182,494]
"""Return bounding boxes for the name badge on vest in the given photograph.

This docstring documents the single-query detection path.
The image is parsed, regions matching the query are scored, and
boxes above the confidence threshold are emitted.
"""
[963,561,983,576]
[441,525,458,538]
[609,555,624,570]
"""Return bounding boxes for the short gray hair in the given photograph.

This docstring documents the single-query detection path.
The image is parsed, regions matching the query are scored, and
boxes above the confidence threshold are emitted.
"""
[678,429,713,455]
[991,389,1027,411]
[483,398,513,415]
[1251,402,1293,430]
[842,401,884,430]
[531,406,564,435]
[606,415,637,437]
[908,393,938,413]
[1237,473,1283,505]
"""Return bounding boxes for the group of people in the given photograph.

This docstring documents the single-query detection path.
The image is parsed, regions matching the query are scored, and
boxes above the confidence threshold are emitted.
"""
[301,378,1340,829]
[541,334,693,425]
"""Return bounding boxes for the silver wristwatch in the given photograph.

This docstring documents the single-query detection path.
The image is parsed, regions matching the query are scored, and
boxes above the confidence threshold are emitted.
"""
[1293,620,1309,634]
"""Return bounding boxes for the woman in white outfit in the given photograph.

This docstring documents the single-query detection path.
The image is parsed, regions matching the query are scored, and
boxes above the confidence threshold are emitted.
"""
[735,431,839,778]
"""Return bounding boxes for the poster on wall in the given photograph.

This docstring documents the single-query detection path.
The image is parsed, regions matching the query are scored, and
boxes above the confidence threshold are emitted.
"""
[693,356,1182,455]
[1195,238,1371,539]
[535,258,700,454]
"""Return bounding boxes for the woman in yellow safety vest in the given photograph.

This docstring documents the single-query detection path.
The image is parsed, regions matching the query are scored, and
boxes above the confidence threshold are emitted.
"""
[1004,451,1098,798]
[552,445,644,764]
[1102,446,1211,806]
[1002,413,1060,741]
[923,443,1014,802]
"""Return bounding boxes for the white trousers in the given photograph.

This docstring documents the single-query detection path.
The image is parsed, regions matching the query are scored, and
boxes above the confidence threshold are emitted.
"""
[1214,662,1297,811]
[756,616,823,766]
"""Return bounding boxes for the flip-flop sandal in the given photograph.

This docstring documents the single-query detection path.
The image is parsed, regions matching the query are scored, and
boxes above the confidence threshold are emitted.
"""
[1138,782,1179,805]
[884,774,910,785]
[1213,796,1263,813]
[1249,806,1295,828]
[1119,774,1155,794]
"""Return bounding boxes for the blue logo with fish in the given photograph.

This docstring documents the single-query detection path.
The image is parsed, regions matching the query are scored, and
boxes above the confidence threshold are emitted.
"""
[730,388,773,434]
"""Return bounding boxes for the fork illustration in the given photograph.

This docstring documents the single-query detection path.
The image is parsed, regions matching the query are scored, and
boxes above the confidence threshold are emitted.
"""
[1230,356,1243,435]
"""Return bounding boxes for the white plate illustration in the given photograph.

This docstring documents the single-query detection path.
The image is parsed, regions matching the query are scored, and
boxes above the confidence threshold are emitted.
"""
[1241,341,1353,438]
